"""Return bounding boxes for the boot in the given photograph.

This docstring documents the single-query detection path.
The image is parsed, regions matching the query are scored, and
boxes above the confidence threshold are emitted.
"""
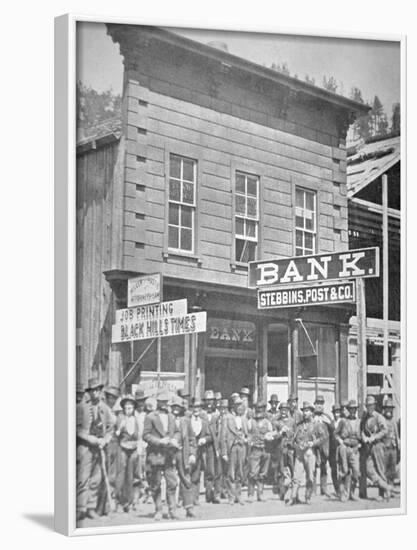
[247,480,255,503]
[186,506,197,518]
[257,481,266,502]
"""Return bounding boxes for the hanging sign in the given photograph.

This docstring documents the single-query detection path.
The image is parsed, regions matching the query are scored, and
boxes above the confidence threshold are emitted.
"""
[249,247,379,288]
[112,311,207,343]
[115,299,187,325]
[127,273,162,308]
[258,281,356,309]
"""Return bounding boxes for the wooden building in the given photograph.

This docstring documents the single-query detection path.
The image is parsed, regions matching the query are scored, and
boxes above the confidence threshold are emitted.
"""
[347,135,401,410]
[76,26,368,408]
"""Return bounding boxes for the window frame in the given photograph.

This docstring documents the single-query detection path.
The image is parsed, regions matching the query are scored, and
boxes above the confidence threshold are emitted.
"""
[294,186,318,257]
[233,169,260,266]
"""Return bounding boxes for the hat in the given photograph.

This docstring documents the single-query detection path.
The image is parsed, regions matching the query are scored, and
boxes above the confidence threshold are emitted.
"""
[178,388,190,399]
[340,399,350,408]
[230,392,240,401]
[255,401,267,410]
[383,398,395,408]
[104,386,120,398]
[301,401,315,411]
[347,399,358,409]
[219,398,229,407]
[134,388,146,401]
[269,394,279,403]
[156,389,170,401]
[214,392,222,400]
[76,383,85,394]
[332,402,341,411]
[279,401,289,409]
[120,394,137,409]
[86,377,103,391]
[204,390,215,400]
[233,397,243,405]
[170,395,184,408]
[365,395,376,406]
[288,393,298,401]
[240,387,250,396]
[314,395,325,404]
[193,399,203,408]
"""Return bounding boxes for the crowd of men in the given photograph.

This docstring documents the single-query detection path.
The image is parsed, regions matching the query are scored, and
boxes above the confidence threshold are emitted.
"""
[76,377,400,522]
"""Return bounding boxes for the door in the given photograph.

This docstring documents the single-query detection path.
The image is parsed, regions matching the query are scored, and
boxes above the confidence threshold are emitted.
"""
[204,356,254,398]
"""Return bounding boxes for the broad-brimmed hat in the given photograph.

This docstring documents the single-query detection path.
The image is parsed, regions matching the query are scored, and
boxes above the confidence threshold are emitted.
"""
[279,401,289,410]
[365,395,376,406]
[269,394,279,403]
[301,401,315,411]
[314,395,325,404]
[383,398,395,408]
[193,399,203,408]
[233,397,243,406]
[170,395,184,409]
[204,389,215,400]
[255,401,267,410]
[240,387,250,396]
[341,399,350,408]
[332,402,341,411]
[178,388,190,399]
[134,388,146,401]
[104,385,120,398]
[347,399,358,409]
[288,393,298,402]
[120,394,137,409]
[219,398,229,407]
[156,389,170,401]
[230,392,240,401]
[214,391,222,400]
[86,377,104,391]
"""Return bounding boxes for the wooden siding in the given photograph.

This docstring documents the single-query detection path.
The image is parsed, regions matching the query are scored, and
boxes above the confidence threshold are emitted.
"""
[76,140,124,385]
[121,78,348,286]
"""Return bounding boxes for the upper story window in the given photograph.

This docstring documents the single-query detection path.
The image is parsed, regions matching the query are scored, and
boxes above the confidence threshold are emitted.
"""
[235,171,259,263]
[168,154,196,253]
[295,187,317,256]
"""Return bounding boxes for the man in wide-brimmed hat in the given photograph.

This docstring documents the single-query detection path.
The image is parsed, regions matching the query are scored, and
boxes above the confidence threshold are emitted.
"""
[143,388,180,521]
[247,401,274,502]
[361,395,394,500]
[273,401,296,503]
[334,399,361,501]
[132,387,148,506]
[201,390,221,504]
[313,395,332,497]
[76,376,115,521]
[291,401,327,505]
[287,393,303,424]
[381,397,400,496]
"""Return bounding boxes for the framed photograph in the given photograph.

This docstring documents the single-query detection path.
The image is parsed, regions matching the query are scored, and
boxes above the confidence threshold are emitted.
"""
[54,14,406,536]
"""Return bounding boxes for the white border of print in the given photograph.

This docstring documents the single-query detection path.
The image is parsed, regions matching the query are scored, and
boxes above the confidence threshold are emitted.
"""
[54,13,407,536]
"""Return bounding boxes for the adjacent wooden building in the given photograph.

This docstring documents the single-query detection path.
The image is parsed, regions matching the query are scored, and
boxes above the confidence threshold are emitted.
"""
[76,26,369,407]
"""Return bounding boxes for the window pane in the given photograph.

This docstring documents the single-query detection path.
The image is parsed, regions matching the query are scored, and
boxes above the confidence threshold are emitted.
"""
[183,158,195,182]
[247,197,257,218]
[169,203,179,225]
[235,194,246,215]
[305,232,313,250]
[170,155,181,179]
[305,215,314,231]
[181,228,192,251]
[295,215,304,228]
[296,247,304,256]
[247,241,257,262]
[182,181,194,204]
[235,217,244,236]
[235,238,246,262]
[296,189,304,208]
[168,225,179,248]
[247,176,258,197]
[296,230,303,247]
[169,179,181,201]
[306,191,315,212]
[181,206,192,228]
[236,173,245,193]
[246,219,257,238]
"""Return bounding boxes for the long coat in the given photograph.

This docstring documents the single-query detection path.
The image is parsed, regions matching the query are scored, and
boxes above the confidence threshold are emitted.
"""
[220,413,249,458]
[143,410,179,466]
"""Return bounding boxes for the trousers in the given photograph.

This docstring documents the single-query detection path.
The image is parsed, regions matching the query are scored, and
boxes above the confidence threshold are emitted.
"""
[226,444,245,501]
[204,445,221,501]
[365,442,390,490]
[76,444,102,513]
[293,449,316,500]
[116,448,138,507]
[248,447,270,496]
[147,464,178,512]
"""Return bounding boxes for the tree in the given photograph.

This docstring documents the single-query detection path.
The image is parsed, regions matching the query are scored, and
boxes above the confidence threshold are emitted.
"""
[304,74,316,85]
[349,87,372,141]
[391,102,401,134]
[271,61,290,76]
[322,75,338,93]
[370,95,384,135]
[76,81,122,130]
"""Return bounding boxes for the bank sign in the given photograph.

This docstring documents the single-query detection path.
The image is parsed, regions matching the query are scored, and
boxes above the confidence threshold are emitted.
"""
[248,247,379,288]
[258,281,355,310]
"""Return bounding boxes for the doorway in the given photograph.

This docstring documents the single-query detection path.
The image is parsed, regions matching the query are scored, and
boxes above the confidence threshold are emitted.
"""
[204,356,255,398]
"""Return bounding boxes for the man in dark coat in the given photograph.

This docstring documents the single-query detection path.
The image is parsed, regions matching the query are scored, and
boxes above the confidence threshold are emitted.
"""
[313,395,332,497]
[334,399,361,501]
[76,377,115,521]
[201,390,221,503]
[143,389,180,521]
[381,398,400,498]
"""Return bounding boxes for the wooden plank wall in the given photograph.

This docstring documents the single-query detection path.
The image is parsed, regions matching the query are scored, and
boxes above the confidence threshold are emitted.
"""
[76,140,124,386]
[121,74,349,289]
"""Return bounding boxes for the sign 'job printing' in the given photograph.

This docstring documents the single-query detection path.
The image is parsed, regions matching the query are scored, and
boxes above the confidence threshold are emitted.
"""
[249,247,379,288]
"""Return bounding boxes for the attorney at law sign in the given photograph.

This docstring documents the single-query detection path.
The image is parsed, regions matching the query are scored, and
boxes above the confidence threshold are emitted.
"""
[128,273,161,308]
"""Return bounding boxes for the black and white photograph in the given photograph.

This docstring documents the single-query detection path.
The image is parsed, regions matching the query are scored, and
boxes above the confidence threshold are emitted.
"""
[71,18,404,533]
